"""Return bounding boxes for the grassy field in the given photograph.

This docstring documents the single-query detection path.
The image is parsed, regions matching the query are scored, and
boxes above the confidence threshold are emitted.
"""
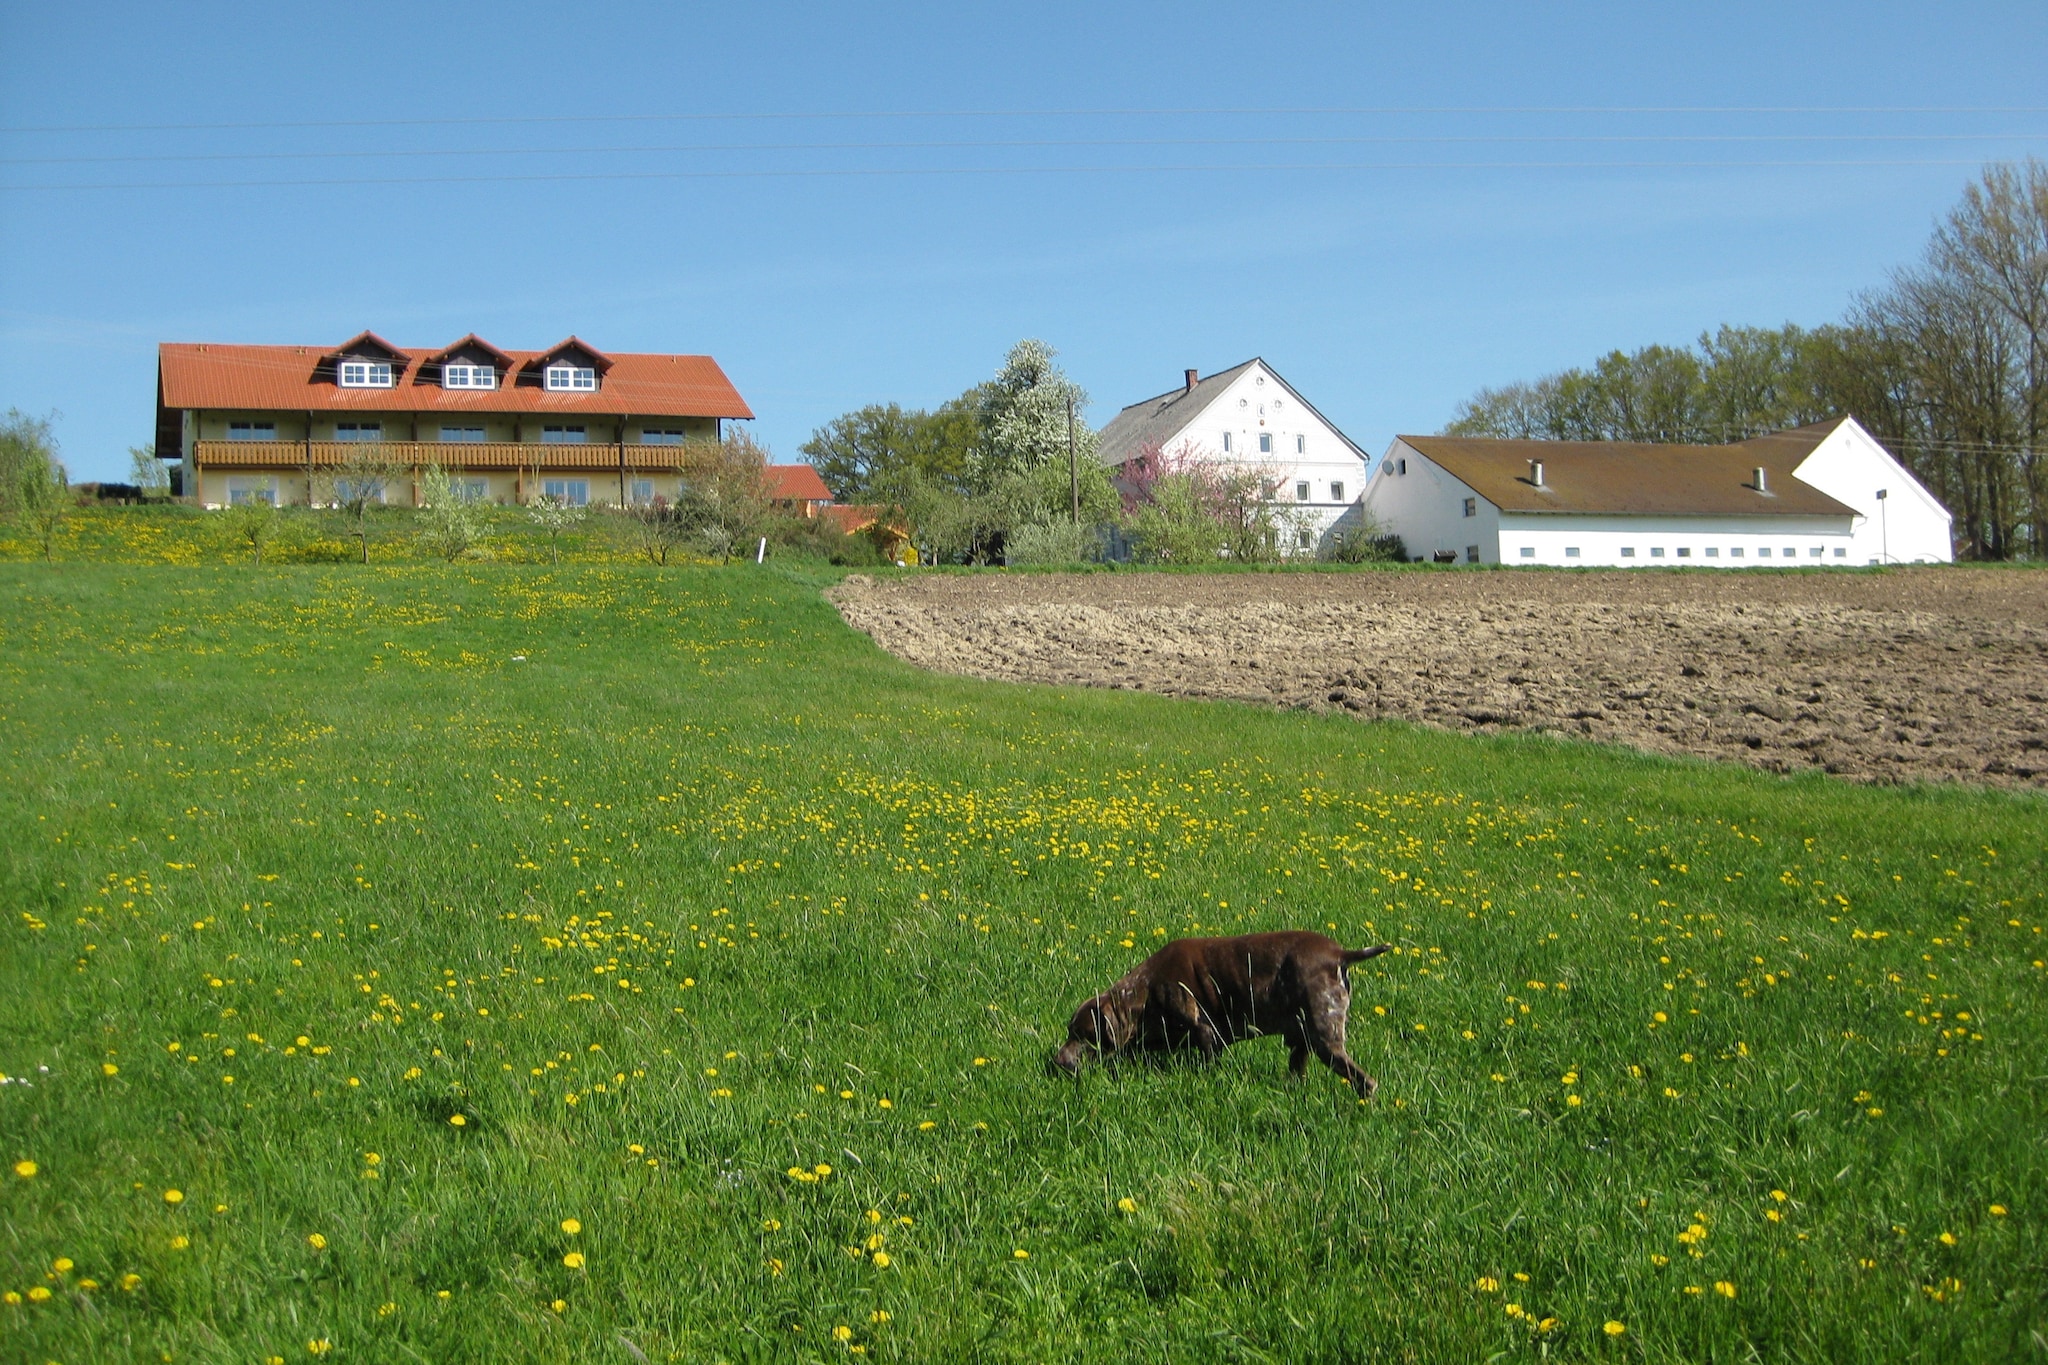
[2,560,2043,1363]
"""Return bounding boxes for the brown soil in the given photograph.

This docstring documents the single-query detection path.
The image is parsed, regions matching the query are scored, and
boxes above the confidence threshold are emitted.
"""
[829,568,2048,789]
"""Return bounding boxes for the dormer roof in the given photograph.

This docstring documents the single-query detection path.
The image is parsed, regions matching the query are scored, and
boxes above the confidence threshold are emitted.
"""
[322,330,411,363]
[527,336,613,376]
[427,334,514,367]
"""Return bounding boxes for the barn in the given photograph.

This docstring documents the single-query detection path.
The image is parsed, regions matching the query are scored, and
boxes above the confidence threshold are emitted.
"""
[1360,418,1952,567]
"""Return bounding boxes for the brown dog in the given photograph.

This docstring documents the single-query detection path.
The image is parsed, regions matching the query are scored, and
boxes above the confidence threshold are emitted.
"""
[1051,931,1391,1095]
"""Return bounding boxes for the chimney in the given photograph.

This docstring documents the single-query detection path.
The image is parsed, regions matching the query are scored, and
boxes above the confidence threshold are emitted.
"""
[1529,459,1545,488]
[1753,466,1769,493]
[1184,368,1199,393]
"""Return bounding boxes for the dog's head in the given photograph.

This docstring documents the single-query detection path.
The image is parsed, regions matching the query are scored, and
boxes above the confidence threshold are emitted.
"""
[1051,994,1125,1074]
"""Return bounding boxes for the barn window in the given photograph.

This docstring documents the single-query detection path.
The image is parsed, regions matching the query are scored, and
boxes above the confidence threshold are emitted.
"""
[1465,545,1479,563]
[1295,434,1306,454]
[1565,547,1580,558]
[226,475,277,506]
[1222,432,1233,453]
[1729,547,1744,558]
[1704,547,1719,558]
[1295,481,1310,501]
[1519,547,1535,558]
[1757,547,1771,558]
[1397,458,1408,475]
[1651,548,1665,558]
[1620,547,1636,558]
[1783,547,1797,557]
[1809,547,1824,558]
[1462,497,1476,517]
[1832,547,1847,558]
[641,429,687,445]
[1676,547,1692,558]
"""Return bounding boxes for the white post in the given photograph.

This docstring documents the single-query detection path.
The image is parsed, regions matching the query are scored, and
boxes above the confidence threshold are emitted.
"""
[755,536,767,564]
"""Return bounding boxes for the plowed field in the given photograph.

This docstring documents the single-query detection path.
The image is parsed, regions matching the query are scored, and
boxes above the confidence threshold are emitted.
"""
[831,567,2048,788]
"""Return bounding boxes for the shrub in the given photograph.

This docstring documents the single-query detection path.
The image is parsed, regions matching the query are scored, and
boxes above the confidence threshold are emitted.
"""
[1004,520,1094,566]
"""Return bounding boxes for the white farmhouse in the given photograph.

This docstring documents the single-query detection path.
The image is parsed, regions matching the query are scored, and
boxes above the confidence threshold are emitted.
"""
[1361,417,1952,567]
[1095,359,1371,553]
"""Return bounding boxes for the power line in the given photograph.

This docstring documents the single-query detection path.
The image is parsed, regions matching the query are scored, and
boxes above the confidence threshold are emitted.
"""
[6,132,2042,169]
[6,105,2048,135]
[2,157,2015,193]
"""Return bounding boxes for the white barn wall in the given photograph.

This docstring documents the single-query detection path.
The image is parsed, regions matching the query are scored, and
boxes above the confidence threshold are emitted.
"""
[1495,513,1857,566]
[1169,362,1370,550]
[1361,439,1499,561]
[1790,420,1954,564]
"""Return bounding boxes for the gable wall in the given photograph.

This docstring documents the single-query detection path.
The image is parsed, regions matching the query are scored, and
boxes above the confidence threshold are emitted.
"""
[1171,362,1371,550]
[1789,420,1954,563]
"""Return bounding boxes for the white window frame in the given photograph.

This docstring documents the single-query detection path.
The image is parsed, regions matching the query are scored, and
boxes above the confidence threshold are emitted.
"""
[1295,435,1306,454]
[1221,431,1233,454]
[1295,480,1310,501]
[338,360,394,388]
[630,479,656,505]
[541,478,589,506]
[1519,546,1536,558]
[541,425,588,445]
[1620,547,1636,558]
[1330,481,1345,502]
[442,363,497,390]
[1295,528,1313,549]
[335,422,383,443]
[1259,432,1273,454]
[227,421,277,442]
[226,476,277,506]
[1462,497,1476,517]
[1565,547,1581,558]
[544,364,597,392]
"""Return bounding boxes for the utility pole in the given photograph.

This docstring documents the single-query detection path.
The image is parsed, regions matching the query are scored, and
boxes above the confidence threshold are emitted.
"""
[1877,487,1889,563]
[1067,394,1079,524]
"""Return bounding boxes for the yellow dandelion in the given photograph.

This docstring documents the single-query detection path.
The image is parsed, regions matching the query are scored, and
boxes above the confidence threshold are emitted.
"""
[550,1298,566,1313]
[12,1160,35,1178]
[870,1309,892,1323]
[918,1120,936,1131]
[448,1114,467,1127]
[1474,1276,1499,1292]
[169,1235,189,1251]
[561,1218,582,1235]
[307,1233,326,1249]
[308,1339,331,1354]
[102,1063,119,1076]
[833,1325,854,1341]
[1939,1231,1958,1246]
[363,1153,381,1166]
[762,1218,782,1231]
[1013,1248,1029,1259]
[53,1257,73,1273]
[1715,1281,1736,1298]
[163,1188,184,1204]
[120,1273,142,1291]
[1567,1094,1583,1107]
[28,1286,52,1303]
[1604,1321,1626,1336]
[872,1251,892,1268]
[814,1163,832,1177]
[1118,1197,1137,1214]
[1989,1204,2007,1216]
[1770,1189,1788,1202]
[563,1251,585,1269]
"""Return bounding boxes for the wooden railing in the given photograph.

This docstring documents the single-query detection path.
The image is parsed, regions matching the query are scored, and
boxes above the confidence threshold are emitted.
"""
[194,440,693,471]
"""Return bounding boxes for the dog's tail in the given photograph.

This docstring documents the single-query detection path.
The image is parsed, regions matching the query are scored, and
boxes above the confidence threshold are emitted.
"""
[1342,944,1393,964]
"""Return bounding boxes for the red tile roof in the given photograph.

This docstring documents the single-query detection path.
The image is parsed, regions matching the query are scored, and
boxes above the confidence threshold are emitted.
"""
[765,464,832,502]
[158,338,753,419]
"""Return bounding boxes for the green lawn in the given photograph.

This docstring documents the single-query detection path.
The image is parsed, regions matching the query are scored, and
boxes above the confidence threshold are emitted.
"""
[2,562,2043,1363]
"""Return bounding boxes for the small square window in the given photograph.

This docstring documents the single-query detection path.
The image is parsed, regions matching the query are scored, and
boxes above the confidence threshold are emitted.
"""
[227,421,276,442]
[335,422,382,443]
[1259,433,1274,454]
[1783,547,1796,558]
[1519,546,1536,558]
[1651,548,1665,558]
[1565,547,1580,558]
[1330,481,1345,502]
[1757,547,1771,558]
[541,478,589,506]
[439,426,486,443]
[1295,480,1310,501]
[544,365,597,392]
[541,425,587,445]
[1462,497,1476,518]
[1705,547,1719,558]
[1296,528,1313,549]
[1295,435,1306,454]
[1620,547,1636,558]
[1809,547,1824,559]
[338,360,393,388]
[1676,547,1692,558]
[1832,547,1847,558]
[1465,545,1479,563]
[1729,547,1744,558]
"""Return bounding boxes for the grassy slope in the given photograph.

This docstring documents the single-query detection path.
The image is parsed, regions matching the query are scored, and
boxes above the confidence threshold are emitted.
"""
[0,563,2042,1364]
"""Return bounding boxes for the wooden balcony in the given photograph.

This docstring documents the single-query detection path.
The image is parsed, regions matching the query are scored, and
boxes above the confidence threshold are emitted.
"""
[194,439,696,472]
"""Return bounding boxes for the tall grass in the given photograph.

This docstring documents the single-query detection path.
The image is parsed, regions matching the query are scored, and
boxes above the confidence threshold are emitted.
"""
[1,562,2041,1362]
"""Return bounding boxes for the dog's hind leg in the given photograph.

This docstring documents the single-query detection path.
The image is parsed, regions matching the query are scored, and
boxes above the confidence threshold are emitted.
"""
[1304,980,1377,1098]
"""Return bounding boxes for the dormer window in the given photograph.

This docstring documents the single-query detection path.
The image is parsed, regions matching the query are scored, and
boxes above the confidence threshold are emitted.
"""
[339,360,393,388]
[545,364,597,392]
[443,363,497,390]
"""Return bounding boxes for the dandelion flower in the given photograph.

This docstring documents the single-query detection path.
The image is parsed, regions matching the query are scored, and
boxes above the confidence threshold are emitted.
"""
[870,1310,892,1323]
[53,1257,73,1273]
[363,1153,380,1166]
[120,1273,141,1291]
[918,1120,936,1131]
[561,1218,582,1235]
[1474,1276,1499,1292]
[563,1252,585,1269]
[1770,1189,1787,1202]
[872,1252,891,1268]
[833,1325,854,1342]
[102,1063,119,1076]
[1939,1231,1958,1246]
[550,1299,566,1313]
[762,1219,781,1232]
[1989,1204,2007,1216]
[1650,1254,1669,1266]
[1715,1281,1736,1298]
[28,1286,52,1303]
[1566,1095,1582,1107]
[1013,1249,1029,1259]
[13,1160,35,1178]
[169,1236,189,1251]
[1603,1321,1626,1337]
[814,1163,832,1177]
[448,1114,467,1127]
[1118,1197,1137,1214]
[163,1188,184,1204]
[307,1234,327,1249]
[308,1339,331,1354]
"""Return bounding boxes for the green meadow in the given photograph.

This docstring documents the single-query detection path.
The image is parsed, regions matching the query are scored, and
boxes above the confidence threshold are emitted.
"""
[1,560,2043,1363]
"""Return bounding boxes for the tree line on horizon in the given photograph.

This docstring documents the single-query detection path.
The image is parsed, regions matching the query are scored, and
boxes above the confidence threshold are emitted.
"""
[1445,160,2047,561]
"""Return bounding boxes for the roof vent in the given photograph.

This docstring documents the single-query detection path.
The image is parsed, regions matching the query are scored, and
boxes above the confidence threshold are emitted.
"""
[1529,459,1545,488]
[1184,368,1199,393]
[1753,465,1769,494]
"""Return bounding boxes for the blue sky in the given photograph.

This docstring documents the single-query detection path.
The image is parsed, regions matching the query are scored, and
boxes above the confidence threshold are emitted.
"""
[3,2,2044,483]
